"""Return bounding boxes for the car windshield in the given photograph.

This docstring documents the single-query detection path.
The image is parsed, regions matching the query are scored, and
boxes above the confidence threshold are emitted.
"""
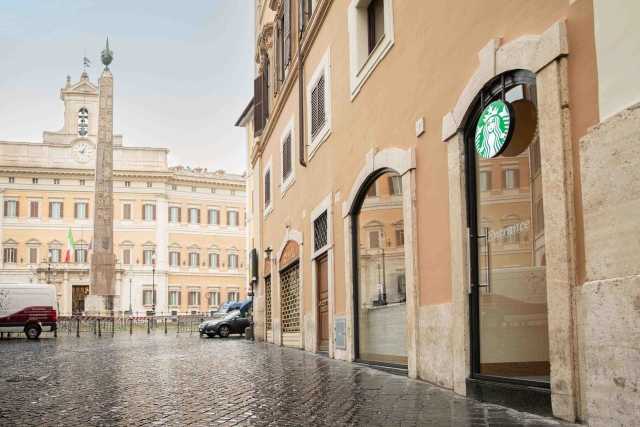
[223,310,241,321]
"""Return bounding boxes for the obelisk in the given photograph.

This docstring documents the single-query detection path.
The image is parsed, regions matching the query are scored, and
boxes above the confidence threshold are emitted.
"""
[87,39,116,313]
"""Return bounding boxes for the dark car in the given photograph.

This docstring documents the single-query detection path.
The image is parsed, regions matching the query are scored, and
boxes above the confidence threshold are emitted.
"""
[199,310,250,338]
[210,299,252,319]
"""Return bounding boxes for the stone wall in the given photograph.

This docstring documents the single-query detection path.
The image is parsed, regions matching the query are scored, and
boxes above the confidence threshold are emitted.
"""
[578,103,640,426]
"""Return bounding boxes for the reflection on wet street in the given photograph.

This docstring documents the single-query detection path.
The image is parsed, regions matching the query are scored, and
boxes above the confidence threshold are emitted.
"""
[0,334,573,426]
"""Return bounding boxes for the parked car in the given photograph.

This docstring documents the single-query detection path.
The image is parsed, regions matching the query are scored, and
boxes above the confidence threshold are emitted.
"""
[0,284,57,339]
[211,299,253,319]
[199,310,250,338]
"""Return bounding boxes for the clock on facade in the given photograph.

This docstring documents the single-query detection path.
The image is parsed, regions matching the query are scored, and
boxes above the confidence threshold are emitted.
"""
[72,141,95,163]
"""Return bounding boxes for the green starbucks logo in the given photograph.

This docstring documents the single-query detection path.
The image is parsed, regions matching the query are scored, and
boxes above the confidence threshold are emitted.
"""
[474,100,514,158]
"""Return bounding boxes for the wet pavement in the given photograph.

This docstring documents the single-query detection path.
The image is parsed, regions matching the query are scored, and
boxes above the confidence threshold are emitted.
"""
[0,333,576,426]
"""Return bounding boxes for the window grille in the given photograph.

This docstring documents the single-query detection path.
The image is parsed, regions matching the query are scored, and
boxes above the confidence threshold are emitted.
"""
[282,134,292,181]
[311,75,326,138]
[313,211,328,252]
[265,275,272,330]
[280,262,300,333]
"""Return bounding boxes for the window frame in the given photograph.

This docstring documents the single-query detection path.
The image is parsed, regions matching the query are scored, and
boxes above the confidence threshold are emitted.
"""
[306,48,332,159]
[347,0,395,99]
[263,159,273,216]
[280,118,296,194]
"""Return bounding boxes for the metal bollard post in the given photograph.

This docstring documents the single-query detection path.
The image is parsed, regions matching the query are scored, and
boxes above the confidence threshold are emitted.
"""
[147,318,150,334]
[130,318,133,335]
[76,318,80,337]
[112,317,115,337]
[98,318,101,337]
[164,318,167,334]
[54,326,57,338]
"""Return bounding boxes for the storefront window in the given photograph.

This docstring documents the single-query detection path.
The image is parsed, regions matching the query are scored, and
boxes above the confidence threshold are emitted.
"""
[355,171,407,366]
[469,72,549,384]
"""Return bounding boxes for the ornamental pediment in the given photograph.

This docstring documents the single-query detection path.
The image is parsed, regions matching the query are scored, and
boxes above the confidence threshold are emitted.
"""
[65,81,98,95]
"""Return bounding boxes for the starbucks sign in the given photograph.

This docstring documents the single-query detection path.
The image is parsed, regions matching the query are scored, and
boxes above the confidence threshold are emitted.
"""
[474,99,514,158]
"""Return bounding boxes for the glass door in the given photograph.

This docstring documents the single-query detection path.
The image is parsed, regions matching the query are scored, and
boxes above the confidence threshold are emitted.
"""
[469,73,550,385]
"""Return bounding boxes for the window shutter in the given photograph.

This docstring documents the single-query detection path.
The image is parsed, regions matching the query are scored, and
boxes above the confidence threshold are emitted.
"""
[197,209,201,224]
[74,203,78,219]
[15,201,19,217]
[142,205,146,220]
[168,206,172,221]
[276,19,283,88]
[514,170,520,189]
[283,0,291,66]
[153,205,157,220]
[3,201,7,217]
[263,61,270,120]
[178,207,182,222]
[253,75,264,136]
[311,75,326,138]
[49,202,52,218]
[59,202,63,218]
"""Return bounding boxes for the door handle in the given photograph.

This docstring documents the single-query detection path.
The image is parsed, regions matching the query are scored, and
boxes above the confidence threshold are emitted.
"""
[477,227,491,294]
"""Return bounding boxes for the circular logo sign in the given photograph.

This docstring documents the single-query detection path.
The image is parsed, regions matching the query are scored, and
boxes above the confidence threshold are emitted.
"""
[474,100,514,158]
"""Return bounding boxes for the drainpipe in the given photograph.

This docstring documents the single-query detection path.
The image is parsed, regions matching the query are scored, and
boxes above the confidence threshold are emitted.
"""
[298,8,307,168]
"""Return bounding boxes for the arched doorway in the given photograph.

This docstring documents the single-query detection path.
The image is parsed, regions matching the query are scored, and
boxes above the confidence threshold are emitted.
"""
[352,170,407,366]
[464,70,550,385]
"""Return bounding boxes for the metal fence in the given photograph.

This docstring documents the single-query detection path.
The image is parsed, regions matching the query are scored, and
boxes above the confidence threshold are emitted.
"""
[47,315,219,337]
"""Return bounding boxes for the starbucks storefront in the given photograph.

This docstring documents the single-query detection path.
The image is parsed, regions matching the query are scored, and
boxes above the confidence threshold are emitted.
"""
[443,24,580,420]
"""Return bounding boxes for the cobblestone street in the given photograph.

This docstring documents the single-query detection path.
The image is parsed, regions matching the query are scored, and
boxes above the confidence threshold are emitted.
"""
[0,334,574,426]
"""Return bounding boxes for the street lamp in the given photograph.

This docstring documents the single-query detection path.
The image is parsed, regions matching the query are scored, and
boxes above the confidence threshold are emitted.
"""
[128,264,133,314]
[151,252,157,315]
[45,254,52,284]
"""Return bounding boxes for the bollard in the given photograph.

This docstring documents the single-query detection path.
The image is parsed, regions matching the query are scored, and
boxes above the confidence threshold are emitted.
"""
[112,317,115,337]
[130,318,133,335]
[147,318,150,334]
[98,318,102,337]
[54,326,57,338]
[164,318,167,334]
[76,318,80,337]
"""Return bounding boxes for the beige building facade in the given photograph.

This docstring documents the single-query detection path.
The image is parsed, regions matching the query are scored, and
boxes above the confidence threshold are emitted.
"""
[240,0,639,424]
[0,71,247,316]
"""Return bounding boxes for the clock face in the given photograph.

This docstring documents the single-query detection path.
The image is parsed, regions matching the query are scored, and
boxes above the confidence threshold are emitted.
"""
[72,141,96,163]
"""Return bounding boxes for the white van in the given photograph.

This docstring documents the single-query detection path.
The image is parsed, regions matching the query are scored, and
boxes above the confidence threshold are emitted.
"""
[0,284,58,339]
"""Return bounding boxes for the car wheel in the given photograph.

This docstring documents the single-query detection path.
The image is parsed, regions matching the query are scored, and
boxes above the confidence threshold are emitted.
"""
[206,333,216,338]
[25,324,41,340]
[218,325,230,338]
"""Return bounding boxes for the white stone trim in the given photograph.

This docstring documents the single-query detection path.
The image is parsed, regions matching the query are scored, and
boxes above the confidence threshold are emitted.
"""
[263,157,273,217]
[306,48,332,159]
[279,117,296,196]
[441,20,568,141]
[347,0,395,100]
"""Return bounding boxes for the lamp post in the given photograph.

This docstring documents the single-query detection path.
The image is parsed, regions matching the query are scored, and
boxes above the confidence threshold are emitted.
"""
[151,252,157,315]
[128,264,133,315]
[46,254,52,285]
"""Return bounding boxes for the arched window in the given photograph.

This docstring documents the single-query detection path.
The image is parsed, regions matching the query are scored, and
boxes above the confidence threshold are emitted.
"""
[78,107,89,136]
[353,170,407,366]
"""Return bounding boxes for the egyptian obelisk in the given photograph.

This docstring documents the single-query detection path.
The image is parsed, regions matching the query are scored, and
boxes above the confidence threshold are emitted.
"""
[86,39,116,314]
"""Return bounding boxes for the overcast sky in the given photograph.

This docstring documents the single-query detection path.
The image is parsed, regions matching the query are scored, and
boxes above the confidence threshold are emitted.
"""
[0,0,253,174]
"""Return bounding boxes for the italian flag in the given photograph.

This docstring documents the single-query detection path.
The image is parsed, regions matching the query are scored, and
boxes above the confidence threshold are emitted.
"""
[64,228,76,263]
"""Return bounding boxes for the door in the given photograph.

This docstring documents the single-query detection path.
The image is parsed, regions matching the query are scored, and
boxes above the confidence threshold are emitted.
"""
[72,286,89,314]
[468,72,550,385]
[317,253,329,352]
